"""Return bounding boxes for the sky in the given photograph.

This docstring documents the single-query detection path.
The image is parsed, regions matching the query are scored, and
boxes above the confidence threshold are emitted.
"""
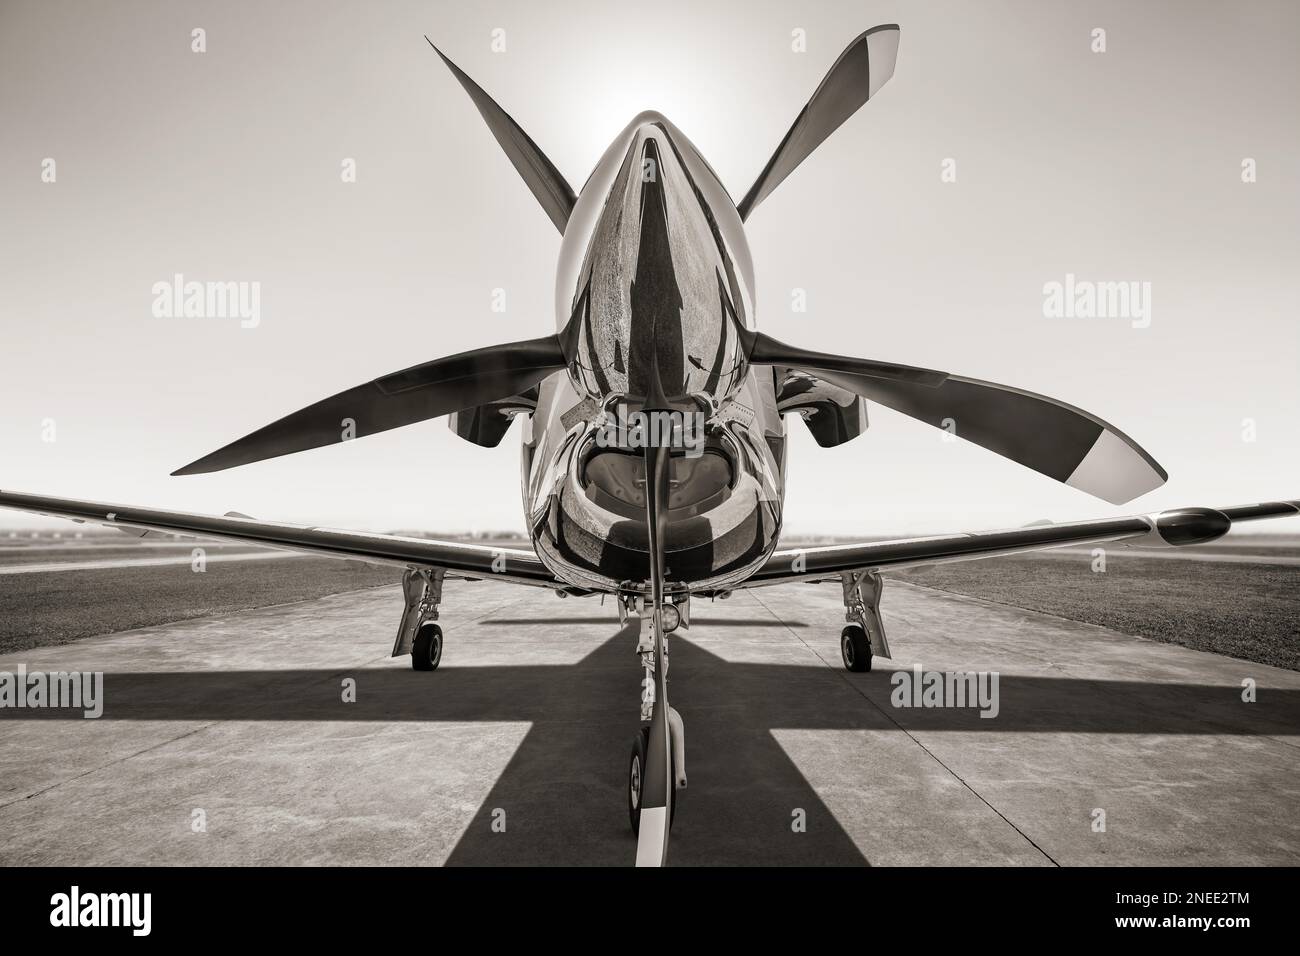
[1,0,1296,535]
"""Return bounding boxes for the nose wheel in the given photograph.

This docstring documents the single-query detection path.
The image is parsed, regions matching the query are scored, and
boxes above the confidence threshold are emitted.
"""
[628,726,676,835]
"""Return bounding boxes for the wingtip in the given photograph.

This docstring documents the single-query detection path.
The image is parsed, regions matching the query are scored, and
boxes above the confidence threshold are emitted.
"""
[171,457,215,477]
[423,35,449,61]
[851,23,900,46]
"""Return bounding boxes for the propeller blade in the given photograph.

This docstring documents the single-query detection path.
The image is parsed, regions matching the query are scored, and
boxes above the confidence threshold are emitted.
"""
[173,334,568,475]
[426,38,576,234]
[737,24,900,220]
[635,440,674,868]
[748,330,947,387]
[781,356,1167,504]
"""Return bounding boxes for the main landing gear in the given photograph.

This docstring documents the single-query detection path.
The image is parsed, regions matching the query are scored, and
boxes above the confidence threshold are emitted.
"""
[841,569,890,672]
[393,567,446,671]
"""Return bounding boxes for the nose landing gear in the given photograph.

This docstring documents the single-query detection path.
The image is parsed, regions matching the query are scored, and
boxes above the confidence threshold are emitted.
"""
[626,593,686,837]
[631,436,681,866]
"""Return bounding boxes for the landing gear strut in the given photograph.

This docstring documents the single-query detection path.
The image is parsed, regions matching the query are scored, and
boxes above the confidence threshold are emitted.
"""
[625,591,687,837]
[841,570,889,672]
[392,567,446,671]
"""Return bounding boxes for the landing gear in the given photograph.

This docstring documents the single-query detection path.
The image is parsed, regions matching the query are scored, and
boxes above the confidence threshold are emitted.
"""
[392,567,446,671]
[627,592,687,838]
[841,624,872,672]
[632,437,681,866]
[412,622,443,671]
[628,726,676,835]
[841,570,890,671]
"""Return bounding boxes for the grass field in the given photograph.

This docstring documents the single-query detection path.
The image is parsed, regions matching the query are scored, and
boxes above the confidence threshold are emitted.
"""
[892,549,1300,670]
[0,542,271,567]
[0,555,398,655]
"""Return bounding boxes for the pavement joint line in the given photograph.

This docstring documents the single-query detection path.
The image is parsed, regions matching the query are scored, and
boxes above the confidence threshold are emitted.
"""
[0,723,218,812]
[747,586,1062,867]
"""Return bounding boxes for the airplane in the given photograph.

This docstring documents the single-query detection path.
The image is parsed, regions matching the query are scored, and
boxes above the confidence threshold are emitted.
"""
[2,25,1297,867]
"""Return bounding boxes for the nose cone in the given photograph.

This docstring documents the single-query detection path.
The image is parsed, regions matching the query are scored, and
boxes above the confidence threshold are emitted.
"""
[558,112,754,407]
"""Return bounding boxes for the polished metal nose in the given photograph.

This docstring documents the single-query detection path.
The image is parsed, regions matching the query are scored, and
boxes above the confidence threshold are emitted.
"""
[628,137,680,408]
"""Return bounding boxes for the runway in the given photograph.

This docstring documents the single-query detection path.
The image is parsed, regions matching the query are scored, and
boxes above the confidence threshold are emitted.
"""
[0,551,303,575]
[1050,546,1300,566]
[1,578,1297,866]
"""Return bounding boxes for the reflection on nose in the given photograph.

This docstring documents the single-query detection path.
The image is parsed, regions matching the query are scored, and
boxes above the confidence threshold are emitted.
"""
[564,114,750,409]
[629,138,682,407]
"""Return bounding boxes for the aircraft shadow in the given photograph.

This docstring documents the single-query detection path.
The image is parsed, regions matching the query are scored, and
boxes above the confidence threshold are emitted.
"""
[4,624,1297,864]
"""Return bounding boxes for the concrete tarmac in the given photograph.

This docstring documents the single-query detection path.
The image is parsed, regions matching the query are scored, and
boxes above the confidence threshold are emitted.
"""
[1,579,1297,866]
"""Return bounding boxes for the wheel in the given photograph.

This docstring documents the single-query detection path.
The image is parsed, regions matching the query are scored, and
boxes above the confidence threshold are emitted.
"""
[628,726,676,835]
[411,622,443,671]
[841,624,872,672]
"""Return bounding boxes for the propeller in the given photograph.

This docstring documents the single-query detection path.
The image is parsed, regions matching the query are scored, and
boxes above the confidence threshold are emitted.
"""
[737,24,901,220]
[749,330,946,387]
[426,38,576,234]
[173,334,569,475]
[635,437,675,868]
[747,335,1167,505]
[175,40,584,477]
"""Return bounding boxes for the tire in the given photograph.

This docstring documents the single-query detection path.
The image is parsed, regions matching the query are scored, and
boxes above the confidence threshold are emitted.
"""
[841,624,872,672]
[628,726,677,835]
[411,622,443,671]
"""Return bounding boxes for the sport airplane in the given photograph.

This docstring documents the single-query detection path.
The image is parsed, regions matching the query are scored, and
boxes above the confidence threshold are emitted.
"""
[3,26,1296,867]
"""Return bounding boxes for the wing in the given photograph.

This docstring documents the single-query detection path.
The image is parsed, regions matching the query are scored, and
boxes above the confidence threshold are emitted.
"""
[738,500,1300,588]
[0,489,565,590]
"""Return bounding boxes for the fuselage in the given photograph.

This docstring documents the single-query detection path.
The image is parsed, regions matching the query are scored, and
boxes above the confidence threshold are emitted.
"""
[522,113,786,593]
